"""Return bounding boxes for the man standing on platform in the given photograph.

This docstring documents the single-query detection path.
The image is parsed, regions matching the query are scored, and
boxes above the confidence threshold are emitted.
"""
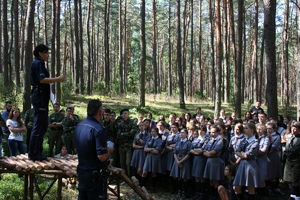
[74,100,114,200]
[28,44,66,161]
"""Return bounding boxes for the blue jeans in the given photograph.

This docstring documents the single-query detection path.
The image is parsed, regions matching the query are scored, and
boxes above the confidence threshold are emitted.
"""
[8,139,26,156]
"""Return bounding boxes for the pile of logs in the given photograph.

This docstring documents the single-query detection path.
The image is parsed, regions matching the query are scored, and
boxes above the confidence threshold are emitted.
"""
[0,154,155,200]
[0,154,78,177]
[108,165,155,200]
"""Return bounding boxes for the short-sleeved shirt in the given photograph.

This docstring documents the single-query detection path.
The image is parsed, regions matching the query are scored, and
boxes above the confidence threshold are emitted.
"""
[7,119,24,141]
[30,58,50,98]
[74,116,108,171]
[249,106,264,118]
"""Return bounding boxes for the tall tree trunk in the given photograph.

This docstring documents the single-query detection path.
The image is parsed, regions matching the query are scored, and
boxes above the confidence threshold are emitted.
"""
[78,0,84,94]
[139,0,146,108]
[209,0,215,101]
[214,0,222,118]
[87,0,92,95]
[168,0,172,96]
[51,0,56,80]
[0,2,2,74]
[13,0,20,87]
[3,0,10,84]
[253,0,259,103]
[182,0,188,94]
[233,0,243,118]
[55,0,61,103]
[297,0,300,121]
[104,0,111,92]
[74,0,80,94]
[23,0,35,112]
[152,0,158,94]
[282,0,289,114]
[43,1,48,70]
[199,0,203,98]
[189,0,194,98]
[225,0,230,103]
[264,0,278,119]
[119,0,124,94]
[177,0,186,109]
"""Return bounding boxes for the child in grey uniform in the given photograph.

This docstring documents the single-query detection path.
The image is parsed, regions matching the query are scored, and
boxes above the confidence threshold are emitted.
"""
[170,129,192,199]
[203,125,225,200]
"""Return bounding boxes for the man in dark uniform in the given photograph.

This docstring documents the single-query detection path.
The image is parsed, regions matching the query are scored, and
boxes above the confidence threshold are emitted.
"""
[115,108,138,177]
[74,100,114,200]
[249,101,264,119]
[101,108,116,166]
[62,106,80,154]
[24,106,35,152]
[1,101,13,156]
[48,103,64,157]
[28,44,65,161]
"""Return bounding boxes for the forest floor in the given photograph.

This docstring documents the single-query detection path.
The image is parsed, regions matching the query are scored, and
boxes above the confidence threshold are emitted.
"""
[107,179,291,200]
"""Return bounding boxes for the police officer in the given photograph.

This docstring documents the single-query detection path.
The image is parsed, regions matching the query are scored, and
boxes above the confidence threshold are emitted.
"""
[24,107,35,152]
[74,100,114,200]
[48,103,64,157]
[1,101,13,157]
[28,44,65,161]
[62,106,80,154]
[115,108,138,177]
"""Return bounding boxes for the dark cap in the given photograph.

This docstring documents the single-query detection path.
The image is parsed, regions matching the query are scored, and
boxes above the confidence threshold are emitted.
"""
[120,108,129,115]
[34,44,49,57]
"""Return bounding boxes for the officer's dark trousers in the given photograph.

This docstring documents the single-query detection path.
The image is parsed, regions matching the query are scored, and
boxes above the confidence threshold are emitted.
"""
[28,94,49,158]
[78,170,108,200]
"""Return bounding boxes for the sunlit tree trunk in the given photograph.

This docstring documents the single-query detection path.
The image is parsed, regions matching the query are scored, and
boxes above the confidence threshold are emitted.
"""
[264,0,278,119]
[199,0,203,98]
[297,0,300,121]
[78,0,84,94]
[139,0,146,107]
[214,0,222,118]
[87,0,92,95]
[74,0,80,94]
[23,0,35,112]
[168,0,172,96]
[253,0,259,103]
[3,0,10,84]
[119,0,124,94]
[282,0,289,114]
[208,0,215,101]
[189,0,194,98]
[55,0,61,103]
[152,0,158,94]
